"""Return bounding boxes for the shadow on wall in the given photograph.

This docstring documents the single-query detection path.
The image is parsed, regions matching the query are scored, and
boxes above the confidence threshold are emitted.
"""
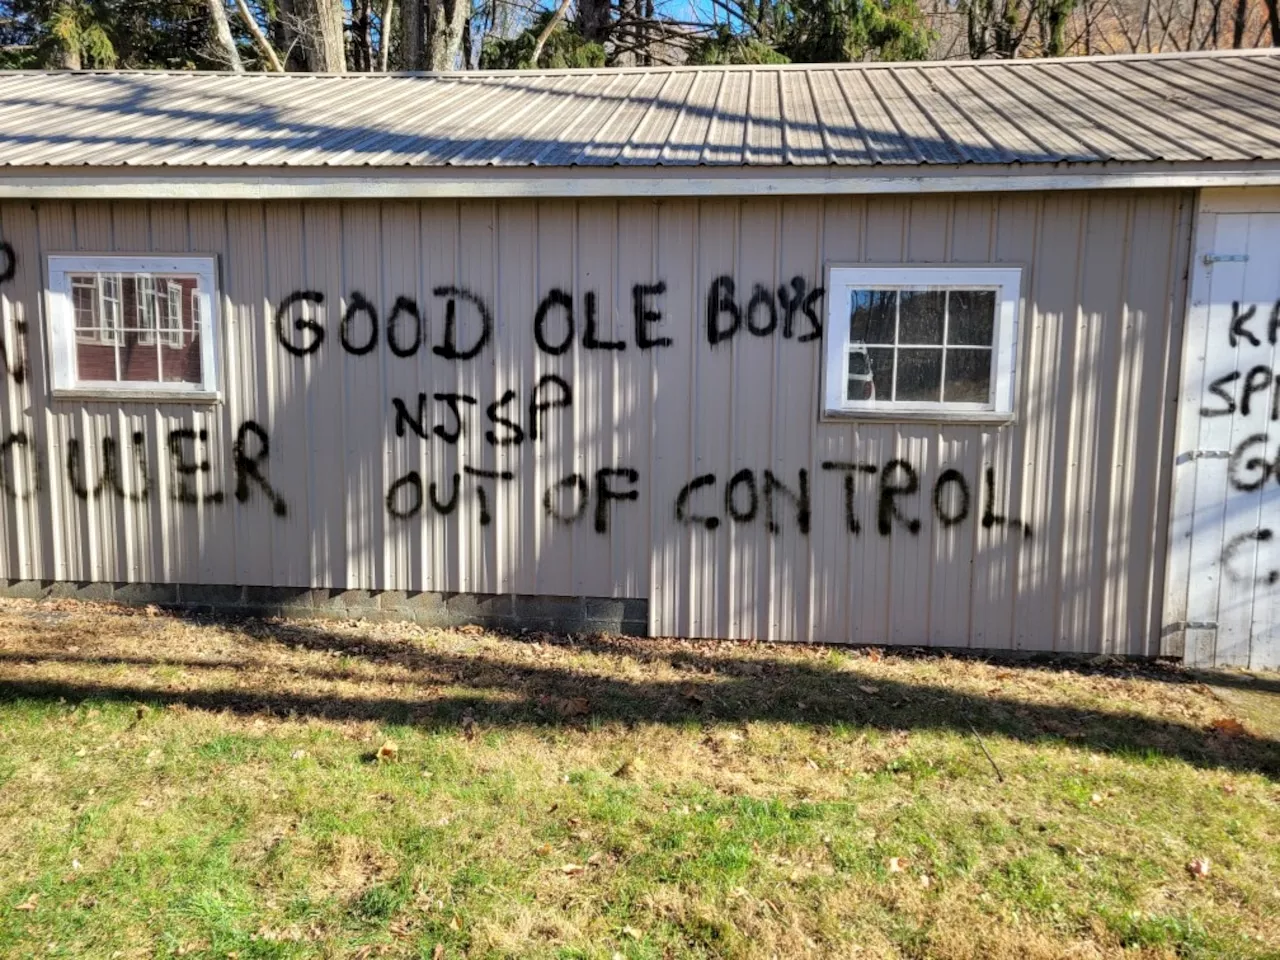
[0,614,1276,780]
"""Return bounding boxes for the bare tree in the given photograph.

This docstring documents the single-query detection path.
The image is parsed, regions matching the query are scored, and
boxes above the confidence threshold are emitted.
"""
[379,0,396,69]
[205,0,245,70]
[279,0,346,71]
[426,0,470,67]
[401,0,424,66]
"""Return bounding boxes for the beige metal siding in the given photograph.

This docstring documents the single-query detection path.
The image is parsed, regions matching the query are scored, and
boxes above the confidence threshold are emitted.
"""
[0,192,1190,654]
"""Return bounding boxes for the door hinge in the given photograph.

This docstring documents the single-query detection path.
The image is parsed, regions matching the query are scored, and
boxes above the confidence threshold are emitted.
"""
[1203,253,1249,265]
[1176,449,1232,465]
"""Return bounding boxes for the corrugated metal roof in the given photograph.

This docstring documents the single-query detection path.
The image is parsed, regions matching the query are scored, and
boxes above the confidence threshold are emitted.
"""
[0,49,1276,169]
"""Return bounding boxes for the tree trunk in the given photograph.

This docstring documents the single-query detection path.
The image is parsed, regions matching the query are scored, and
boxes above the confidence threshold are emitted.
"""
[1232,0,1248,44]
[425,0,468,69]
[643,0,654,65]
[1265,0,1280,43]
[614,0,638,65]
[353,0,372,70]
[401,0,425,68]
[379,0,396,70]
[279,0,347,71]
[206,0,245,71]
[579,0,611,44]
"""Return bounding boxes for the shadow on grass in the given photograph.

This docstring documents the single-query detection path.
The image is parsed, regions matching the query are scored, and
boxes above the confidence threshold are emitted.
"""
[1,613,1277,779]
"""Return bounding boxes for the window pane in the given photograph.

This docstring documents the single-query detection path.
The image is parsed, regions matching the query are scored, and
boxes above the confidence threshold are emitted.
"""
[71,277,97,333]
[163,282,183,347]
[896,348,943,402]
[867,347,894,402]
[944,348,993,403]
[134,275,157,344]
[948,290,996,346]
[850,290,895,344]
[158,277,203,384]
[846,346,874,401]
[898,290,945,345]
[120,333,160,382]
[75,339,117,381]
[162,332,204,384]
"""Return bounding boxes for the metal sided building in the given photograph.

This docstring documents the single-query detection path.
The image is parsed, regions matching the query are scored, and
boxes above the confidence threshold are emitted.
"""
[0,50,1278,669]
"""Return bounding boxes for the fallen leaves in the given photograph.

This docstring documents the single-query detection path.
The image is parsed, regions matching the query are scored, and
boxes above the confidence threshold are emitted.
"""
[561,863,585,876]
[1187,857,1211,880]
[1209,717,1248,738]
[557,697,591,718]
[461,711,476,742]
[887,857,906,874]
[857,684,880,695]
[14,893,37,911]
[375,741,398,763]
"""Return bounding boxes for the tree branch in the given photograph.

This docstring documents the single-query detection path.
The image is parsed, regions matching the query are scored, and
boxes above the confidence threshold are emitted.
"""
[234,0,285,71]
[529,0,573,66]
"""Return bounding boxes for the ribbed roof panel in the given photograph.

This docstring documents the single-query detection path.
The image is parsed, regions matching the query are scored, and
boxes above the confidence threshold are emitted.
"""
[0,50,1275,169]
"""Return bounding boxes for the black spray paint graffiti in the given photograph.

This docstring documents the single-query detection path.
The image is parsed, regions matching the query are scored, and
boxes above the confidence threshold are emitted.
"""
[706,276,823,347]
[168,428,225,505]
[52,420,287,517]
[543,468,640,534]
[67,433,152,502]
[233,421,288,517]
[385,466,515,526]
[674,468,811,534]
[387,464,641,533]
[1202,302,1280,419]
[674,461,1029,538]
[1225,433,1280,493]
[1206,302,1280,581]
[0,430,40,499]
[0,241,25,385]
[1225,300,1280,350]
[392,375,572,446]
[1222,528,1278,585]
[275,287,493,361]
[277,276,824,362]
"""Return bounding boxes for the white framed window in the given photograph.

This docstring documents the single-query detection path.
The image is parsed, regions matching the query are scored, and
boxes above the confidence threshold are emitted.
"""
[46,255,219,399]
[823,265,1021,421]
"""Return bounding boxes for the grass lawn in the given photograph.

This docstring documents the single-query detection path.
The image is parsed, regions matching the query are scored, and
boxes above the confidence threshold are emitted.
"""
[0,599,1278,959]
